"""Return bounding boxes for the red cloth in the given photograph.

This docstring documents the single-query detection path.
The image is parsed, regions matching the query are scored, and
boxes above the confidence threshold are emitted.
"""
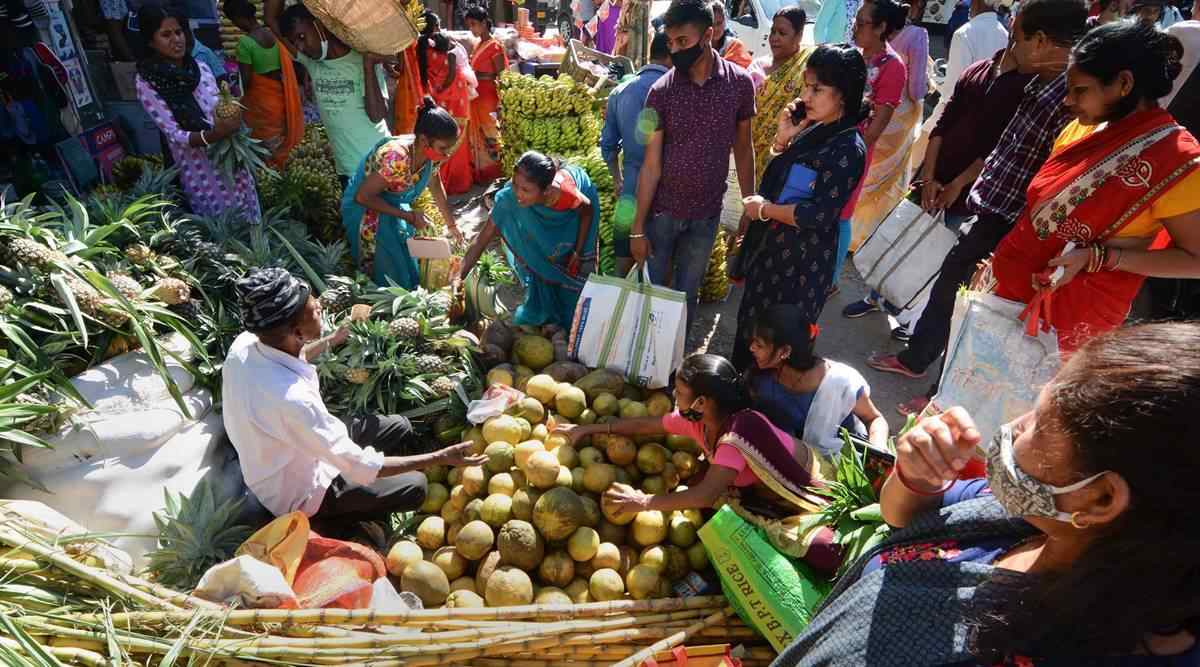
[291,534,387,609]
[992,108,1200,351]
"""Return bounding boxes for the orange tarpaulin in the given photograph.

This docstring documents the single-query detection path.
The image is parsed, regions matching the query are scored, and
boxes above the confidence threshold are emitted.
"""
[242,41,304,169]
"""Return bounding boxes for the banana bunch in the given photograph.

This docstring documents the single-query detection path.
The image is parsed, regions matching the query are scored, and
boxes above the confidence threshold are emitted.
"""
[497,72,596,117]
[565,148,616,276]
[508,116,601,156]
[699,230,731,303]
[257,125,344,243]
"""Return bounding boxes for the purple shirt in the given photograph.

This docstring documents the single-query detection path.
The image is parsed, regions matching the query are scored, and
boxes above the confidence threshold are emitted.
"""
[645,52,756,220]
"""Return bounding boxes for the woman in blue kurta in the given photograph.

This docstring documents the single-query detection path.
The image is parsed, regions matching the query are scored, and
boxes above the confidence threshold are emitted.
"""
[455,151,599,328]
[341,98,462,288]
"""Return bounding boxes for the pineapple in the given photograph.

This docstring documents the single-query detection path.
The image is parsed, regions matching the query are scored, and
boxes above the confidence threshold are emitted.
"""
[344,367,371,385]
[431,376,457,398]
[214,81,244,120]
[0,285,11,309]
[416,354,449,376]
[319,285,353,314]
[125,244,157,266]
[96,301,131,328]
[152,278,191,305]
[104,334,130,360]
[208,82,274,184]
[107,273,143,301]
[144,480,254,591]
[13,394,60,435]
[388,316,421,339]
[1,238,68,273]
[61,275,104,315]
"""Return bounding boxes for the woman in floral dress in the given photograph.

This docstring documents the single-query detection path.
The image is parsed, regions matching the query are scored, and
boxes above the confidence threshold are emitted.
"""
[135,6,260,219]
[341,98,462,288]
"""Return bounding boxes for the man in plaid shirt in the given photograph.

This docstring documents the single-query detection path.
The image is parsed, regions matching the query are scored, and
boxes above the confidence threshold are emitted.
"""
[866,0,1088,408]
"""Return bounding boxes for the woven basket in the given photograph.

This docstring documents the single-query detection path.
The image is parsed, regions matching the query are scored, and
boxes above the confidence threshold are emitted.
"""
[301,0,419,56]
[560,39,634,95]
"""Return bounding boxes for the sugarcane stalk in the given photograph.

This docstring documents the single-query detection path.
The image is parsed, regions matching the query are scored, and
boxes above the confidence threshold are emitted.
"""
[0,527,182,611]
[612,607,736,667]
[80,595,729,628]
[0,635,108,667]
[108,570,224,610]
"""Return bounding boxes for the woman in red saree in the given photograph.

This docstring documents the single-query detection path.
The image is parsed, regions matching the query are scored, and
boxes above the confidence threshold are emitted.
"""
[992,22,1200,352]
[418,11,478,195]
[465,6,507,184]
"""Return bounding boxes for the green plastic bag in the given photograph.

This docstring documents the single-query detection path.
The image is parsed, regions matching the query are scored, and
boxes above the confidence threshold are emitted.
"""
[698,506,831,652]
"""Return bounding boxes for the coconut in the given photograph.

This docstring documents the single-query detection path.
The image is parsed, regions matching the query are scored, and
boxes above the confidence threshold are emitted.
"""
[588,569,625,602]
[416,516,445,550]
[631,511,668,547]
[475,550,502,595]
[533,487,585,541]
[484,442,515,474]
[525,374,560,405]
[420,483,450,514]
[511,488,540,521]
[555,466,574,488]
[567,527,600,562]
[450,576,476,593]
[480,493,514,528]
[665,434,701,454]
[641,476,666,495]
[386,540,424,577]
[514,440,545,469]
[449,484,472,509]
[485,566,535,606]
[441,500,464,524]
[446,589,485,608]
[513,336,555,371]
[462,466,489,496]
[539,550,575,587]
[446,522,463,544]
[601,492,637,526]
[578,446,605,467]
[591,542,621,570]
[618,546,639,577]
[455,520,495,560]
[571,467,587,493]
[662,463,681,490]
[644,393,673,417]
[486,366,515,388]
[511,469,528,489]
[510,396,545,424]
[664,545,689,581]
[534,587,573,605]
[669,513,698,548]
[575,369,625,403]
[483,415,523,445]
[565,578,591,603]
[582,464,618,494]
[687,542,709,571]
[575,558,596,581]
[605,436,637,466]
[620,401,648,420]
[554,385,588,420]
[488,472,517,497]
[463,499,484,523]
[554,444,579,468]
[514,366,536,393]
[626,564,660,600]
[592,392,620,417]
[525,451,561,489]
[401,560,450,607]
[578,495,601,527]
[531,424,549,442]
[598,520,627,545]
[544,433,570,451]
[433,546,468,580]
[497,520,545,571]
[639,544,668,572]
[672,451,699,479]
[544,361,588,383]
[636,444,669,475]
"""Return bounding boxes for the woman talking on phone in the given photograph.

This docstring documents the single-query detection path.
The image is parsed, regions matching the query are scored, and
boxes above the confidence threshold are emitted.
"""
[732,44,869,370]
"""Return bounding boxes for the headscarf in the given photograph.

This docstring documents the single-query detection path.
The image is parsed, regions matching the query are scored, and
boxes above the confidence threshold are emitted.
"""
[137,56,211,132]
[235,268,311,332]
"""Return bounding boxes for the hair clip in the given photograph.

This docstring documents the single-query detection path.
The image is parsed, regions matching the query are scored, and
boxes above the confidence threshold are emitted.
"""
[809,323,820,339]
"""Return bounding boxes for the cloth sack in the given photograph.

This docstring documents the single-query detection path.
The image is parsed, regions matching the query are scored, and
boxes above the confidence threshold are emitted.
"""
[853,199,961,313]
[193,555,298,608]
[932,290,1061,442]
[698,505,831,653]
[567,265,686,389]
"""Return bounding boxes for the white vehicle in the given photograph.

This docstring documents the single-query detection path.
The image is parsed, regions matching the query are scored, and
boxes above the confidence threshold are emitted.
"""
[651,0,817,63]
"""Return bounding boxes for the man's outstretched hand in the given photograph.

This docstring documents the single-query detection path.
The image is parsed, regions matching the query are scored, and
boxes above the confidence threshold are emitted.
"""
[435,441,489,467]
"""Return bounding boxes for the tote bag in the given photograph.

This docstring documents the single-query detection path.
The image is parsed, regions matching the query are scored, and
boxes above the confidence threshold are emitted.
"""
[853,199,963,313]
[568,266,686,389]
[932,290,1061,442]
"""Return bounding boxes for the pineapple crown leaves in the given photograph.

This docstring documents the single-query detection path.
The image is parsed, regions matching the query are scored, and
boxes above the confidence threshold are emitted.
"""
[145,480,254,590]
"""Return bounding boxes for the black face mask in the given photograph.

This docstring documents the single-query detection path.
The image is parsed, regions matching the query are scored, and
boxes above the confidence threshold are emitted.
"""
[670,41,705,74]
[679,399,704,422]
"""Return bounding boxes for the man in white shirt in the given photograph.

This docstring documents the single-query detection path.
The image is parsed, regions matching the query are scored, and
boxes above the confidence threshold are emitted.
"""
[923,0,1010,131]
[222,268,485,527]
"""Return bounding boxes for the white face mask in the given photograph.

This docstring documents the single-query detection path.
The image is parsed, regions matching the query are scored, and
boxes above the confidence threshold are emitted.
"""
[315,23,330,60]
[986,425,1108,523]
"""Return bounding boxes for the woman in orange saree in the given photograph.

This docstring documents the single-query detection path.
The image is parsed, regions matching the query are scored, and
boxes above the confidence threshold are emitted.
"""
[991,23,1200,353]
[418,11,477,195]
[392,46,425,135]
[465,5,507,184]
[224,0,303,169]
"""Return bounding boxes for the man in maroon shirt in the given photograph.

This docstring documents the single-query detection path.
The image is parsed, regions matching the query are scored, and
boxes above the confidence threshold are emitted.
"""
[629,0,756,336]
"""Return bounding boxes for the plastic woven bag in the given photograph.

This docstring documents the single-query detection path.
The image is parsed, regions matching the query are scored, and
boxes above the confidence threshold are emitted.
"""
[853,199,962,313]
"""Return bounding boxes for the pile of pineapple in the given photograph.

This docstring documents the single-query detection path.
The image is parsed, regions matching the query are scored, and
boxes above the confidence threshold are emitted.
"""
[386,319,711,610]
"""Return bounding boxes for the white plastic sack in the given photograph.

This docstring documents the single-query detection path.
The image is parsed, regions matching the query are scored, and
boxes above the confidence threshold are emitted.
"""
[568,266,686,389]
[854,200,962,313]
[0,500,134,574]
[194,555,297,608]
[932,290,1061,441]
[69,333,198,414]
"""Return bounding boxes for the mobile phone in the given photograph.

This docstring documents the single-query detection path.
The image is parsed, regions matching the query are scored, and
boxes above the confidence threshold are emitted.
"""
[790,101,807,125]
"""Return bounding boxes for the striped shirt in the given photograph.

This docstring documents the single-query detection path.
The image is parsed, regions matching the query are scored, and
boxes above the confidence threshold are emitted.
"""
[967,72,1073,222]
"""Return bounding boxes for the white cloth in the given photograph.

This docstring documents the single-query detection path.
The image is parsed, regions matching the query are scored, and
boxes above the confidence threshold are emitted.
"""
[221,332,383,517]
[803,360,868,459]
[1164,21,1200,108]
[924,12,1009,132]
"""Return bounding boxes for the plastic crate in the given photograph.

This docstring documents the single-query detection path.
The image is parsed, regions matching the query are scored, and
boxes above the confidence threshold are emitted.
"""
[559,39,633,96]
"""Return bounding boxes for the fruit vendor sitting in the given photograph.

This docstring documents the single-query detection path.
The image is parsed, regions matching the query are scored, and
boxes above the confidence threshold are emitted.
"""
[222,268,486,529]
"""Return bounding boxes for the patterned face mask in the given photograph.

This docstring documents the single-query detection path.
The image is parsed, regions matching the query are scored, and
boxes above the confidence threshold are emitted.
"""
[986,424,1107,523]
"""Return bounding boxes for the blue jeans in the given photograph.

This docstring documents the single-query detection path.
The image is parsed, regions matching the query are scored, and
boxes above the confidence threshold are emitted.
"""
[646,212,720,335]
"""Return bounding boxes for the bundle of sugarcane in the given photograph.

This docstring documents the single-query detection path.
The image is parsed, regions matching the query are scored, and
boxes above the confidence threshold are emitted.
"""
[0,513,774,666]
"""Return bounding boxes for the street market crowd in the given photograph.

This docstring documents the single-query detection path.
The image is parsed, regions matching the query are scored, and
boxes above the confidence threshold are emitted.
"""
[125,0,1200,661]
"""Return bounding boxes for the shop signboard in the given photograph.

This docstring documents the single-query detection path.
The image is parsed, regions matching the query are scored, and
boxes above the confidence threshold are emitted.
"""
[82,122,127,181]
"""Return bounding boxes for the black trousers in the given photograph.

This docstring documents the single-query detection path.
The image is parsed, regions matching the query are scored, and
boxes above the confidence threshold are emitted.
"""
[898,214,1014,376]
[311,415,430,526]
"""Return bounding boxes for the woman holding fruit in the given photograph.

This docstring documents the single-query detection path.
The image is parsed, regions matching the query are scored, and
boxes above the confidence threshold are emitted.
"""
[454,151,599,330]
[342,97,463,289]
[559,353,842,571]
[135,6,261,219]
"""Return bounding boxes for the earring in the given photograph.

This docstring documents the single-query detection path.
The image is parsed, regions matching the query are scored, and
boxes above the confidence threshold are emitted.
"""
[1069,512,1089,529]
